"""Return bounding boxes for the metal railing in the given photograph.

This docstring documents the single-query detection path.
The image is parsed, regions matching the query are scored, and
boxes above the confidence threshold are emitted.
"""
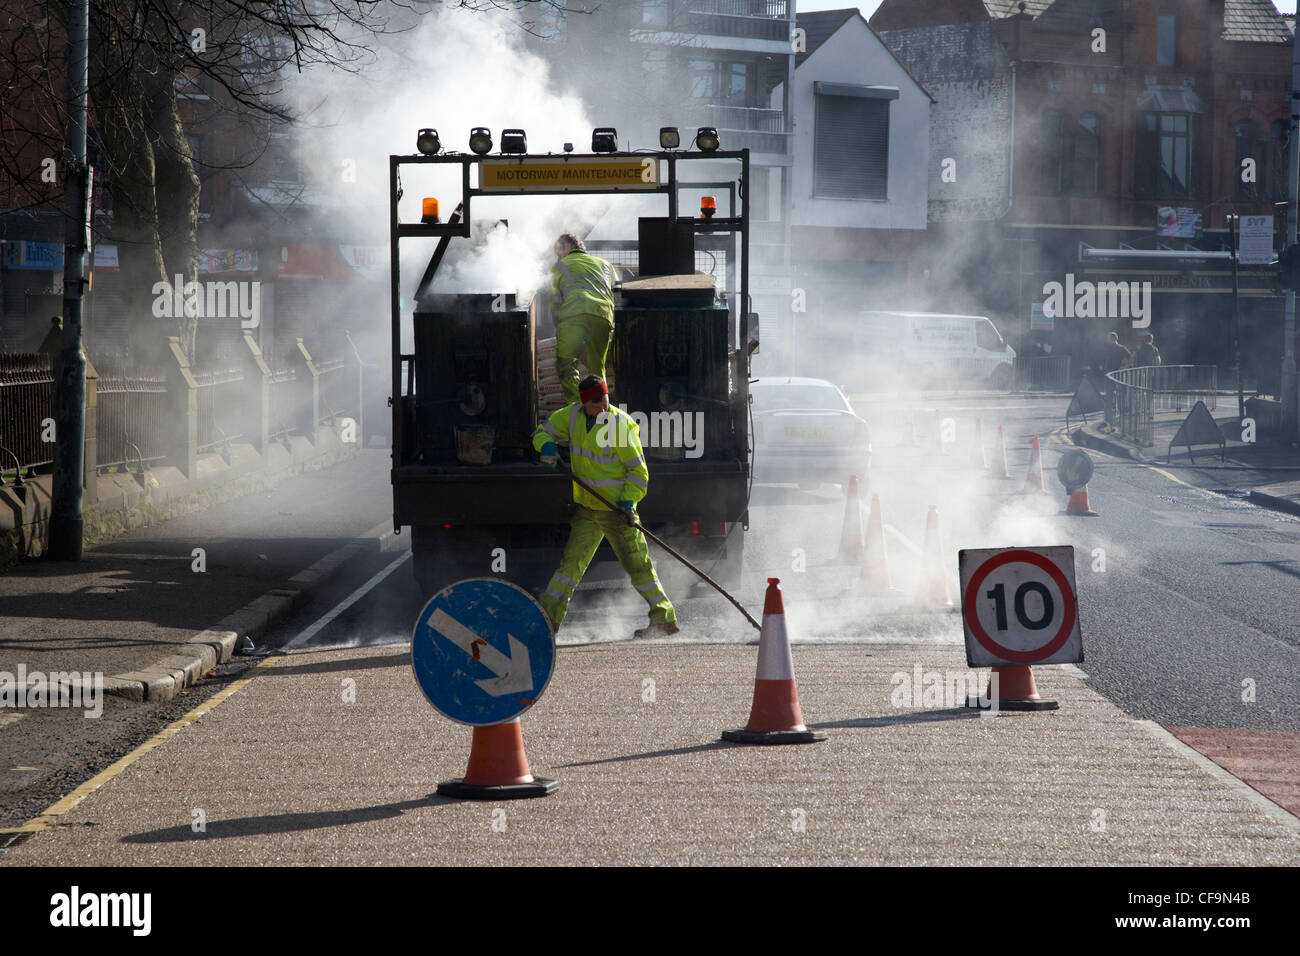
[1104,364,1218,446]
[268,365,299,444]
[96,368,168,470]
[1015,355,1073,392]
[193,366,247,454]
[0,354,55,473]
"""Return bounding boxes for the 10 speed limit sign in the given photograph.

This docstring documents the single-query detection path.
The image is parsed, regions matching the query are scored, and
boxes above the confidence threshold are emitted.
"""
[958,547,1084,667]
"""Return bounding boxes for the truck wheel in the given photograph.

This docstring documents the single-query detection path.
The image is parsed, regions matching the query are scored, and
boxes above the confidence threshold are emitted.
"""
[988,364,1013,390]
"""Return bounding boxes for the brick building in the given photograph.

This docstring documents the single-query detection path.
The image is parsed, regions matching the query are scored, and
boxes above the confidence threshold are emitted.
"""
[873,0,1294,390]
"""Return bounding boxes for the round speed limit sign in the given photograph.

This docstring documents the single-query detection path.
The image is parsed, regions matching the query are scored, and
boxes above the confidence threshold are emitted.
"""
[958,546,1084,667]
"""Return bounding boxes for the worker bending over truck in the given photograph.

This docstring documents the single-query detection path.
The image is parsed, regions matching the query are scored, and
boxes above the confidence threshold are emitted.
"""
[533,375,680,639]
[550,233,619,404]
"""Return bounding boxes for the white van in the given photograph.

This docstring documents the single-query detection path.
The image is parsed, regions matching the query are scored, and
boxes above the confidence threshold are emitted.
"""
[856,311,1016,389]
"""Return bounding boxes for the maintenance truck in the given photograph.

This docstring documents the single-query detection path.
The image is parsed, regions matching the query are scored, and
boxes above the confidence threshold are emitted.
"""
[387,134,756,599]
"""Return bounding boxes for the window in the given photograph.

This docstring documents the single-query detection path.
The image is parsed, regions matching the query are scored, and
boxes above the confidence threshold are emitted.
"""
[1072,113,1100,195]
[975,320,1004,352]
[1043,109,1065,194]
[813,91,889,200]
[688,59,752,106]
[1134,111,1190,199]
[1157,15,1176,67]
[1269,120,1290,203]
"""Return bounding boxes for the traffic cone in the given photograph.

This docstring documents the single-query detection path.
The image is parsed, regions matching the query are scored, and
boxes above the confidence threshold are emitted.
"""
[860,493,899,594]
[970,418,988,469]
[916,505,953,607]
[1020,435,1049,494]
[994,424,1011,478]
[967,666,1059,711]
[722,579,827,745]
[901,405,917,447]
[436,717,558,799]
[1064,485,1100,517]
[836,475,865,565]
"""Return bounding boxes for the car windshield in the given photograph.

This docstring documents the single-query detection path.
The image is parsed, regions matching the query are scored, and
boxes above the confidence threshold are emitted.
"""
[752,383,849,412]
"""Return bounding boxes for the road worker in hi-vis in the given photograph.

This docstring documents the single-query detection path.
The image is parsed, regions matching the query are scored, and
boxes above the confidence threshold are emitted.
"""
[533,375,680,639]
[550,233,619,405]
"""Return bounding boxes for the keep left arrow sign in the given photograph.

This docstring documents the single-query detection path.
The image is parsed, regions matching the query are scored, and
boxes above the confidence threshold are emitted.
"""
[427,608,534,696]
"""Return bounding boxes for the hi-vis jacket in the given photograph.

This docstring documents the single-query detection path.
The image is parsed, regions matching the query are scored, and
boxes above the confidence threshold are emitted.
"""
[533,403,649,511]
[549,251,617,323]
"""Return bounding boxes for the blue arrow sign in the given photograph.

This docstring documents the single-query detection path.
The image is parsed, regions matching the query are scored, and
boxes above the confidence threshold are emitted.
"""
[411,577,556,726]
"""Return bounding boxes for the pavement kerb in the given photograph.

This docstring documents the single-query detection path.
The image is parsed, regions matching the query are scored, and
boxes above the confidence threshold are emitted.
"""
[102,519,401,702]
[1134,719,1300,836]
[1248,489,1300,518]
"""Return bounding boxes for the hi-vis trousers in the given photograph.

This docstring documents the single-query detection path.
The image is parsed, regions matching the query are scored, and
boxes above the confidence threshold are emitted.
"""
[554,313,613,404]
[541,507,676,629]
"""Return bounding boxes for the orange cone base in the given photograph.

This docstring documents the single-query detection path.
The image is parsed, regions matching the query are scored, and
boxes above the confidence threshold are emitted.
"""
[1063,488,1099,517]
[436,723,559,800]
[436,776,558,799]
[965,666,1059,712]
[722,727,827,744]
[722,679,827,744]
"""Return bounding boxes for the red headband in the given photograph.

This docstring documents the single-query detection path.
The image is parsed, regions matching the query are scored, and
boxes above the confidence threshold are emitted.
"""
[579,380,608,403]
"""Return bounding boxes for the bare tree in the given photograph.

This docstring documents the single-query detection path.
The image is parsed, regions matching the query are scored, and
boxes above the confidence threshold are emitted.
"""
[0,0,564,363]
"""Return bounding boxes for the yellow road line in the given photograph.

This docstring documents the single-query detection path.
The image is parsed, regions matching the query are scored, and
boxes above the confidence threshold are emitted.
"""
[0,654,287,835]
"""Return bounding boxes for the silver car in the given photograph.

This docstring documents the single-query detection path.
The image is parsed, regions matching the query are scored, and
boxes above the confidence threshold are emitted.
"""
[749,377,872,490]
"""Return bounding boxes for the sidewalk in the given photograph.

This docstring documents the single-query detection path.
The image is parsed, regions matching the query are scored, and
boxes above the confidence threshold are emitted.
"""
[0,449,395,702]
[2,641,1297,865]
[1070,396,1300,514]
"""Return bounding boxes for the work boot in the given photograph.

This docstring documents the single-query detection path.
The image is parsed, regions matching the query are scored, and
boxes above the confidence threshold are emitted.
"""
[633,620,681,639]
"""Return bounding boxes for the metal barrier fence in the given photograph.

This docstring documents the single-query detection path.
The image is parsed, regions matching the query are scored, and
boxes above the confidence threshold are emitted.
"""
[316,357,347,426]
[268,365,298,444]
[0,354,55,473]
[96,368,169,470]
[1015,354,1073,392]
[193,366,247,454]
[1104,365,1218,447]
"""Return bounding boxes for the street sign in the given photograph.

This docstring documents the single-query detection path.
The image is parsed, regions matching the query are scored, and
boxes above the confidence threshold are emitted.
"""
[480,157,658,192]
[411,577,556,726]
[1238,215,1274,266]
[959,547,1084,667]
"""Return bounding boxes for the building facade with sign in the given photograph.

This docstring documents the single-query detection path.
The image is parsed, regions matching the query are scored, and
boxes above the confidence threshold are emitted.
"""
[872,0,1294,392]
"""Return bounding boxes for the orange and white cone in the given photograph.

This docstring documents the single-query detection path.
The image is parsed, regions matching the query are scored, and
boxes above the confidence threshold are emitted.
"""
[836,475,865,565]
[916,505,953,607]
[860,493,899,594]
[994,424,1012,479]
[722,579,826,744]
[901,405,917,447]
[1020,435,1049,494]
[970,418,988,470]
[1064,485,1100,517]
[437,717,558,799]
[967,666,1059,711]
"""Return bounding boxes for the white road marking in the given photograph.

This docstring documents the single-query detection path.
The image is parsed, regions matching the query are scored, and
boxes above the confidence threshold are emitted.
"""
[282,551,412,650]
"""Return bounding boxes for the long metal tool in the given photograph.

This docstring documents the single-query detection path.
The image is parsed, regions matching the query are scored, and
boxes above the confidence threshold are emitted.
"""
[557,461,760,631]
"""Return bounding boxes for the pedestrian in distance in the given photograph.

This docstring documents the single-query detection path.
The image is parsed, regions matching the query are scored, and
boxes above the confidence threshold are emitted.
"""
[1104,331,1132,373]
[1134,332,1161,368]
[550,233,620,405]
[533,375,680,639]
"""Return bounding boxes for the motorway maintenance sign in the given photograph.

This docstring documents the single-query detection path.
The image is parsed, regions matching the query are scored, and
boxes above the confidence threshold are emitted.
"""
[411,577,556,726]
[959,547,1083,668]
[479,157,658,192]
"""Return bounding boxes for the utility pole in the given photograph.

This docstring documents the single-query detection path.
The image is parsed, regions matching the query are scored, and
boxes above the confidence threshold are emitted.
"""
[1284,30,1300,443]
[48,0,90,560]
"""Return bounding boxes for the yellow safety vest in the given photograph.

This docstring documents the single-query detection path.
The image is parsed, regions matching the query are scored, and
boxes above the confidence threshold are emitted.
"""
[533,403,649,510]
[550,251,617,322]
